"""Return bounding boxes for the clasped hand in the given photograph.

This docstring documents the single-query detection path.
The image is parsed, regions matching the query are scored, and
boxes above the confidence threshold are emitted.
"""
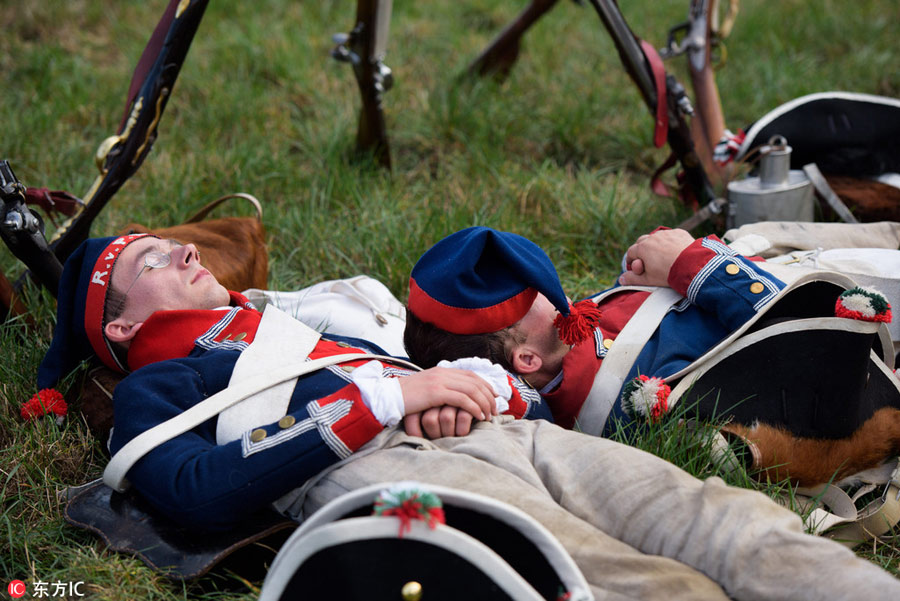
[619,228,694,287]
[398,367,498,439]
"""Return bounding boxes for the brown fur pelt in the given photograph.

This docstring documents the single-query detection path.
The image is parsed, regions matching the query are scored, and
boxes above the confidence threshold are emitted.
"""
[728,407,900,487]
[824,176,900,222]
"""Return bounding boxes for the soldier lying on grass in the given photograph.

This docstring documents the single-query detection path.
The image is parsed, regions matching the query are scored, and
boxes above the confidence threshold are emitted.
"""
[403,226,900,487]
[32,232,900,600]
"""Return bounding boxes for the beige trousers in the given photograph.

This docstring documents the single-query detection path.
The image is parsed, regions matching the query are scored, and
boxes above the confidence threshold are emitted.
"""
[301,419,899,601]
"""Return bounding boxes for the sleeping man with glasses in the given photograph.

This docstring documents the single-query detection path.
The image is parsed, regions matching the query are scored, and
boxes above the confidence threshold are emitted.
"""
[35,233,900,601]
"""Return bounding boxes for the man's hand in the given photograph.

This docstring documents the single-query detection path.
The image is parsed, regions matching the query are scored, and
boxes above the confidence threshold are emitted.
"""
[619,228,695,287]
[398,367,498,424]
[403,407,476,439]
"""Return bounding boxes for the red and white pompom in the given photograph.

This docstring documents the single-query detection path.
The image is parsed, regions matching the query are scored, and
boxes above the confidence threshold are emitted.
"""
[835,287,892,323]
[373,482,446,537]
[622,375,670,422]
[21,388,68,424]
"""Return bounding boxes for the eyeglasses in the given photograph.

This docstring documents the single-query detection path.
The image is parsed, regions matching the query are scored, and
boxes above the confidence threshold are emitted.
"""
[121,243,182,296]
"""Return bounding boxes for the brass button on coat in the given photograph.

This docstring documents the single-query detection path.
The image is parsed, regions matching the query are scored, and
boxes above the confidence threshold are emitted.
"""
[401,581,422,601]
[336,341,351,348]
[749,282,765,294]
[341,364,356,373]
[603,338,614,349]
[725,263,740,275]
[278,416,296,429]
[250,428,267,442]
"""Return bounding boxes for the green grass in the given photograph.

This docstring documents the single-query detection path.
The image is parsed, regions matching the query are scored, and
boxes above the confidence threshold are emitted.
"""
[1,0,898,596]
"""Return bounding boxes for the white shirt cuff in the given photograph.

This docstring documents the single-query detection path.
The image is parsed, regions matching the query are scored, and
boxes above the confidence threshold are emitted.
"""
[437,357,512,414]
[348,360,405,427]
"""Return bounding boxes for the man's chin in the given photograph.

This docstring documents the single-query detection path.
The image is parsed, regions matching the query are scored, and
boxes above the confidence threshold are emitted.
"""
[213,285,231,308]
[197,283,231,309]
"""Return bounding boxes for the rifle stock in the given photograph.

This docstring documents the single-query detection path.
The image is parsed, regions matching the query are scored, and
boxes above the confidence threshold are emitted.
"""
[467,0,561,78]
[0,0,210,307]
[586,0,716,207]
[469,0,719,208]
[333,0,394,170]
[683,0,728,188]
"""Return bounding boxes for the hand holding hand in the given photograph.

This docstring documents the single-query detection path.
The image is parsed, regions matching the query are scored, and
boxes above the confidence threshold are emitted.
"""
[619,228,695,287]
[403,406,476,439]
[398,367,498,423]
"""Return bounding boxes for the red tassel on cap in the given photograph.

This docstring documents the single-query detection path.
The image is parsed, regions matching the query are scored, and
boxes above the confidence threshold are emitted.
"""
[554,299,602,345]
[21,388,68,421]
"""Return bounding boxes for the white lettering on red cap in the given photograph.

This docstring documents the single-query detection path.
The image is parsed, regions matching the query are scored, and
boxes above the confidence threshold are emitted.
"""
[91,270,108,286]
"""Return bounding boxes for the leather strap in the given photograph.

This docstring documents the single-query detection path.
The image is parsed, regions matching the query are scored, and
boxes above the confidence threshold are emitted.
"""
[576,287,683,435]
[24,187,83,217]
[103,352,420,492]
[794,484,862,535]
[639,39,669,148]
[802,163,859,224]
[821,459,900,547]
[216,305,321,445]
[650,151,679,198]
[183,192,263,224]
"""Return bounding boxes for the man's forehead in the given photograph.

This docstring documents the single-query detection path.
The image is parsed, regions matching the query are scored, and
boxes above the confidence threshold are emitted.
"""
[126,237,178,257]
[138,237,179,254]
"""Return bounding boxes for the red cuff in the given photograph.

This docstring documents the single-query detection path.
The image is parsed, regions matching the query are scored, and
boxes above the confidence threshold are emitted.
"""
[667,235,725,295]
[326,384,385,452]
[504,384,527,419]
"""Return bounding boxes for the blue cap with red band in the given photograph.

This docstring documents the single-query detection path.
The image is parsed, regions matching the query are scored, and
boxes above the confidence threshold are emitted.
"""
[408,227,599,344]
[37,234,153,389]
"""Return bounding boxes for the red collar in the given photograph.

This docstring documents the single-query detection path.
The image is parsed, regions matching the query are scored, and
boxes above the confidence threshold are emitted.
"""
[543,289,651,428]
[127,291,261,370]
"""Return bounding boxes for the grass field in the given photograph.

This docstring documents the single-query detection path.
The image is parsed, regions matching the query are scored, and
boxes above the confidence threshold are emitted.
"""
[2,0,898,597]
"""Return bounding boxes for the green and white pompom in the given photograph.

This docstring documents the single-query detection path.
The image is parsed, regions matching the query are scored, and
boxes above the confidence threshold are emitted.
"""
[835,287,892,323]
[373,482,446,535]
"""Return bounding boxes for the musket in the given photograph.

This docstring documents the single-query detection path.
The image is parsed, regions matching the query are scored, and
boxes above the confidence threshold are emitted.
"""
[662,0,737,189]
[467,0,563,79]
[1,0,209,314]
[585,0,718,210]
[332,0,394,170]
[0,160,63,297]
[46,0,210,265]
[467,0,720,215]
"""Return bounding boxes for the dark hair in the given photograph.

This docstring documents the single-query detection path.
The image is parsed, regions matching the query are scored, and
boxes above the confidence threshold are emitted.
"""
[104,286,127,323]
[403,309,524,370]
[102,285,131,367]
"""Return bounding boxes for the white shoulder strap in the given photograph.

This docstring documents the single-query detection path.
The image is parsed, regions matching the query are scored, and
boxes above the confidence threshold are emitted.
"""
[576,287,683,435]
[103,352,420,493]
